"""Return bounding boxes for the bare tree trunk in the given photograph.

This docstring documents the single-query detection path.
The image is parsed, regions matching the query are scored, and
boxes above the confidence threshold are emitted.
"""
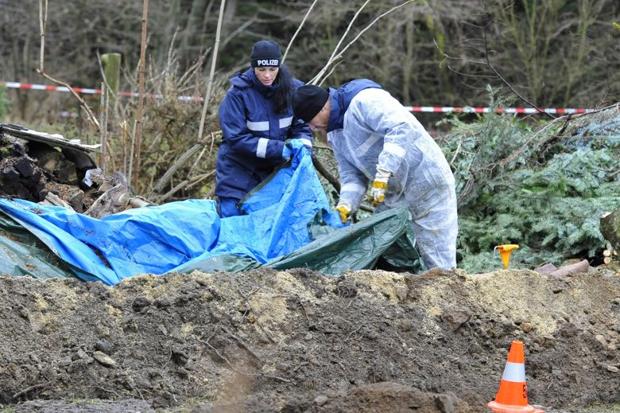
[222,0,237,29]
[132,0,150,188]
[38,0,47,72]
[181,0,208,57]
[201,0,216,35]
[402,8,414,103]
[197,0,226,142]
[99,83,108,174]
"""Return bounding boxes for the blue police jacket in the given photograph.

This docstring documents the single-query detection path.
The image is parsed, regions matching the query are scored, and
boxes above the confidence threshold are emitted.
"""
[216,68,312,200]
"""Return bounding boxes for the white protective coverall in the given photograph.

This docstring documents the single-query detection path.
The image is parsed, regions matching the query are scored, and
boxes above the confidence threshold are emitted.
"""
[327,88,458,269]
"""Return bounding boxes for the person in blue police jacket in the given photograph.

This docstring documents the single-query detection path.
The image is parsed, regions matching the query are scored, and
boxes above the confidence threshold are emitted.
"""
[215,40,313,217]
[292,80,458,270]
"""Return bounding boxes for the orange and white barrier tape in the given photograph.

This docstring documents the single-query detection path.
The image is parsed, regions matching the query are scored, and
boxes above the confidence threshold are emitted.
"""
[1,81,202,102]
[1,80,594,114]
[403,106,591,115]
[2,81,100,95]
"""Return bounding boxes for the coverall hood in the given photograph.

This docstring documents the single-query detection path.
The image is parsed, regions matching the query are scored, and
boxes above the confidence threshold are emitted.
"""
[327,79,382,132]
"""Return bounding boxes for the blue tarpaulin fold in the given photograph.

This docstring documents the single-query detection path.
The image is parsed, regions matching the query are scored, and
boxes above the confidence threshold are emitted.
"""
[0,145,345,285]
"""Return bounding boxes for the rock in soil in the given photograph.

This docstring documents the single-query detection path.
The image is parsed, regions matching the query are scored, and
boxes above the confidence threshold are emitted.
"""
[0,268,618,412]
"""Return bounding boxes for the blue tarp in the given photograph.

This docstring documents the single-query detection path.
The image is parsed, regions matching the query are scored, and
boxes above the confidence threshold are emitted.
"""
[0,144,345,285]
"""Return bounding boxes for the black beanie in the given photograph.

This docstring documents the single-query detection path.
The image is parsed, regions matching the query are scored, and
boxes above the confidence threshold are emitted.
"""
[250,40,281,68]
[293,85,329,122]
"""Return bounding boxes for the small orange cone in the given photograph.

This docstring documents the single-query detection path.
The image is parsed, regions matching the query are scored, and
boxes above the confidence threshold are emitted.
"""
[488,340,544,413]
[495,244,519,269]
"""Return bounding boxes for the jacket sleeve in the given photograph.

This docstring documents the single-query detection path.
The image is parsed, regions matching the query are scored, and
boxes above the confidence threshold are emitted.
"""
[219,90,285,161]
[329,130,368,211]
[350,89,419,175]
[289,118,313,147]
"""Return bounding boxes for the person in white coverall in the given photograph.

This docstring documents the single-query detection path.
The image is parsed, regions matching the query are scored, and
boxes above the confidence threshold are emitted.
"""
[292,79,458,269]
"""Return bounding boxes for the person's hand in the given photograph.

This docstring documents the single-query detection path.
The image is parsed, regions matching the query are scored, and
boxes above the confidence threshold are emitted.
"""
[282,139,310,161]
[335,202,351,223]
[369,168,390,206]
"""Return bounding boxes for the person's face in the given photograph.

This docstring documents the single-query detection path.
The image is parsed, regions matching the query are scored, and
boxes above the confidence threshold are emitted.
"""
[308,102,330,132]
[254,67,279,86]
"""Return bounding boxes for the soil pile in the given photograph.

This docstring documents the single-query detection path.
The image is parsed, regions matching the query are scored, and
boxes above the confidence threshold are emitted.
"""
[0,268,618,412]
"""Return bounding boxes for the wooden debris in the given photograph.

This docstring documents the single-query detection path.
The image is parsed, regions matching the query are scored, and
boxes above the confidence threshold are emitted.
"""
[42,192,73,209]
[550,259,590,278]
[536,259,590,277]
[601,209,620,251]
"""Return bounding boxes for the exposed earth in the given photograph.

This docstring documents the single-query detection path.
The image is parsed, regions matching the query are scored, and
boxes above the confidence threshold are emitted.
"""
[0,267,618,412]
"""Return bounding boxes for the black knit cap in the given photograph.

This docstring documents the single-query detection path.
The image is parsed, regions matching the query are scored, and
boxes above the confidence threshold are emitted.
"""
[250,40,281,68]
[293,85,329,122]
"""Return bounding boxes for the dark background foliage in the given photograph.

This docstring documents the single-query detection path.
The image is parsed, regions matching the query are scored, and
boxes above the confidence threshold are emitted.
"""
[2,0,619,121]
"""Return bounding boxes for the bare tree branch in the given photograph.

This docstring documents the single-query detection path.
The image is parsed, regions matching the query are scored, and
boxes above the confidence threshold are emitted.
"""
[282,0,318,63]
[152,143,203,195]
[311,0,417,85]
[221,17,256,49]
[310,0,371,85]
[311,154,339,192]
[482,28,555,120]
[154,171,215,203]
[36,0,100,131]
[198,0,227,142]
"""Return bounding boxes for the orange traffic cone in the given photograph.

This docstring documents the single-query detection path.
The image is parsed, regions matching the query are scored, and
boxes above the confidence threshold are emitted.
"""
[488,340,544,413]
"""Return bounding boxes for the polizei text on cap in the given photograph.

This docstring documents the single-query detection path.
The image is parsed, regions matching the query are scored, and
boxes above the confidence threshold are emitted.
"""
[257,59,279,67]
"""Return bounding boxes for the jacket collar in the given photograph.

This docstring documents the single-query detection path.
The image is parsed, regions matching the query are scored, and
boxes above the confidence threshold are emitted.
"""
[232,68,279,97]
[252,69,279,96]
[327,88,343,132]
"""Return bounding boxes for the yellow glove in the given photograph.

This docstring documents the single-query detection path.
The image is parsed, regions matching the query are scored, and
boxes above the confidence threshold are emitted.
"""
[369,168,391,206]
[335,203,351,224]
[369,180,387,206]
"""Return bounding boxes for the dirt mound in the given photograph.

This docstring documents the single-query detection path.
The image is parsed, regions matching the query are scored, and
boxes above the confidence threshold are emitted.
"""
[0,268,618,412]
